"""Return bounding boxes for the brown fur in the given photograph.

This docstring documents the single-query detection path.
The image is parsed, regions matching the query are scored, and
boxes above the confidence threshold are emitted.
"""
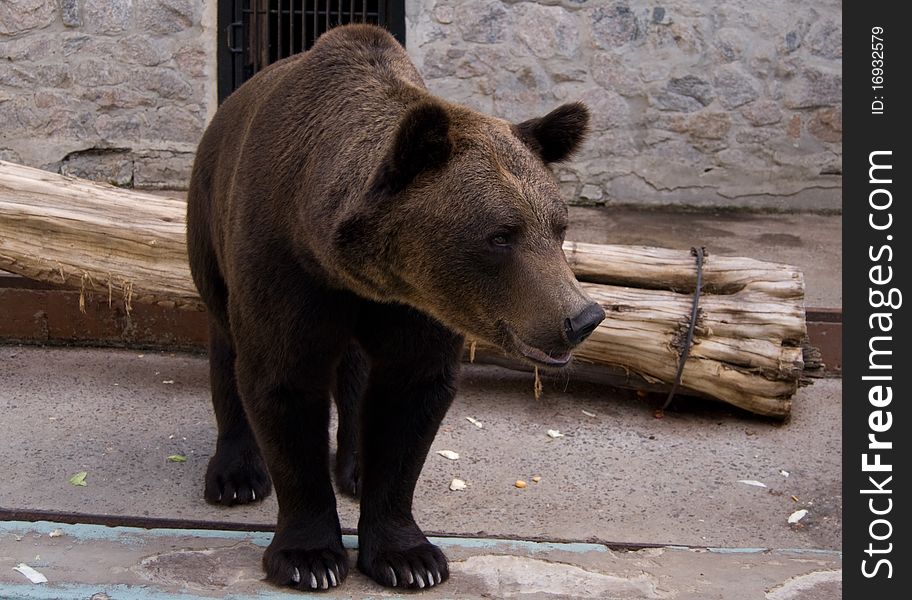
[186,24,603,592]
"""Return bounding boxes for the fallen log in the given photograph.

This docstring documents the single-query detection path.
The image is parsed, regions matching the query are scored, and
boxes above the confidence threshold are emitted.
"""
[0,160,813,417]
[0,161,196,311]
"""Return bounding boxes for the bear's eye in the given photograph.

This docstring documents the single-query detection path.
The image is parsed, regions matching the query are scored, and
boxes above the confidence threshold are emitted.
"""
[488,230,516,250]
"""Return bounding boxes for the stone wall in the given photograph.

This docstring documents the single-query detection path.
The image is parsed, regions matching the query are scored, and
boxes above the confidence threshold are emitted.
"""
[0,0,216,188]
[2,1,841,210]
[407,0,842,210]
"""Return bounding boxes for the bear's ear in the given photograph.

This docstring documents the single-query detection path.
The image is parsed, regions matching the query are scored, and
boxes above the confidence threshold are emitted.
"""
[371,102,454,195]
[513,102,589,164]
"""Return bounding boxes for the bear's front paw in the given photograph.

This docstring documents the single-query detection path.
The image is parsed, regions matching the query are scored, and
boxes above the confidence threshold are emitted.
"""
[204,438,271,505]
[264,546,348,591]
[358,542,449,589]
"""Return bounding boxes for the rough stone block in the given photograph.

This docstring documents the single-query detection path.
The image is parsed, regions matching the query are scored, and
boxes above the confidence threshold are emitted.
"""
[134,68,194,100]
[666,75,714,106]
[142,105,204,144]
[0,63,36,88]
[95,114,143,142]
[72,59,129,87]
[740,100,782,126]
[59,0,82,27]
[173,42,207,77]
[784,65,841,108]
[456,46,511,80]
[807,106,842,143]
[652,90,703,113]
[675,111,732,140]
[138,0,195,35]
[57,149,135,187]
[0,0,56,35]
[588,3,638,49]
[2,62,70,88]
[735,128,776,144]
[133,150,194,189]
[713,27,744,63]
[579,88,630,131]
[0,34,53,62]
[119,36,172,67]
[590,53,642,97]
[83,0,134,35]
[421,46,459,79]
[514,3,580,59]
[713,65,759,109]
[579,183,604,202]
[807,19,841,59]
[61,33,93,56]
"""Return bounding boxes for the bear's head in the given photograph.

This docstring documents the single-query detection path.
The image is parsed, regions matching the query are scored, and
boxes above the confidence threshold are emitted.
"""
[335,100,605,367]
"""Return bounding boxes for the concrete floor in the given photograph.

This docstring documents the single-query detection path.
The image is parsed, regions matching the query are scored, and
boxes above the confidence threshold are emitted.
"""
[0,346,841,552]
[0,346,841,598]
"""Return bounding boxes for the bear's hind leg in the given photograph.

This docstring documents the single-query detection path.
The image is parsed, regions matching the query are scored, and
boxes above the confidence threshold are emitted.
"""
[354,304,463,589]
[333,342,369,498]
[204,315,271,505]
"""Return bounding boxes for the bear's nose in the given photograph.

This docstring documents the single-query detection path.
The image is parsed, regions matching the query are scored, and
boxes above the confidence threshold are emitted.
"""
[564,303,606,346]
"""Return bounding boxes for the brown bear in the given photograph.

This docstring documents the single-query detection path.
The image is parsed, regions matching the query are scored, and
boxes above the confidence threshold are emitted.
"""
[186,23,604,592]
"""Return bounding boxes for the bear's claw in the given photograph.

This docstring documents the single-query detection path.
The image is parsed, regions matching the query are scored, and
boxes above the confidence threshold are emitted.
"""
[359,542,448,589]
[266,548,347,591]
[204,439,272,506]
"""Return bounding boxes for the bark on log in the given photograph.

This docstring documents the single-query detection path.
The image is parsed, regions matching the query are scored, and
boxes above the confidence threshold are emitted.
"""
[0,160,810,417]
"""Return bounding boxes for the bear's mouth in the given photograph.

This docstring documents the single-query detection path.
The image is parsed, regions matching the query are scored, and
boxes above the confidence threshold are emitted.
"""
[500,324,572,368]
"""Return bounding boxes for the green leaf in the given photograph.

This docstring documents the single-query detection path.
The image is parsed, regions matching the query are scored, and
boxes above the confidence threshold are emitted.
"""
[69,471,87,487]
[167,454,187,463]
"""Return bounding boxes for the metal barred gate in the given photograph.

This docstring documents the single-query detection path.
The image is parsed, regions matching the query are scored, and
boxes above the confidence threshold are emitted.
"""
[217,1,406,103]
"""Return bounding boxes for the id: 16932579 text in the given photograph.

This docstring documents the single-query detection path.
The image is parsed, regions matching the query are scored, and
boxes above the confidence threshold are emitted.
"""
[871,26,885,114]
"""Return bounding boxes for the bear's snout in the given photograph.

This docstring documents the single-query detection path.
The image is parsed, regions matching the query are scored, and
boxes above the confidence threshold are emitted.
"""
[564,302,605,346]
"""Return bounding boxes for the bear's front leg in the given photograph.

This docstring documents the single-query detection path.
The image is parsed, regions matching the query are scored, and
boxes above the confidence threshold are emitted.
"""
[354,304,464,589]
[230,285,360,592]
[236,369,349,591]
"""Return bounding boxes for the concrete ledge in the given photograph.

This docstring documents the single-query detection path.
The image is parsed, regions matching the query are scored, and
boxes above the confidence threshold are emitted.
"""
[2,521,841,599]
